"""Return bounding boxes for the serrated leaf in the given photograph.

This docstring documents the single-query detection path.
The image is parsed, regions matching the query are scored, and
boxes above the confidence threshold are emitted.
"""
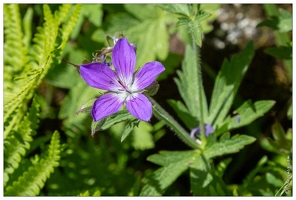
[187,20,203,47]
[204,133,256,159]
[157,4,191,16]
[5,131,61,196]
[207,42,255,127]
[228,100,275,130]
[141,150,198,196]
[199,4,220,33]
[174,44,208,120]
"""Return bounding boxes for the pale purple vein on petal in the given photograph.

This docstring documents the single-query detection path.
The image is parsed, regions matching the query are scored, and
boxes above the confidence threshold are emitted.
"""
[80,62,121,91]
[112,38,136,86]
[133,61,165,90]
[126,93,152,121]
[91,93,124,122]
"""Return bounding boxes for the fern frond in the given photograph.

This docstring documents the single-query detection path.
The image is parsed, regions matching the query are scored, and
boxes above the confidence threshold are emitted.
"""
[58,4,82,49]
[4,72,41,127]
[4,97,40,186]
[4,4,30,88]
[4,131,61,196]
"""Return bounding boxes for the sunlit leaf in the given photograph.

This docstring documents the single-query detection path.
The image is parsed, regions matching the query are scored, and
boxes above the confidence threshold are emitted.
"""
[207,42,255,127]
[227,100,275,130]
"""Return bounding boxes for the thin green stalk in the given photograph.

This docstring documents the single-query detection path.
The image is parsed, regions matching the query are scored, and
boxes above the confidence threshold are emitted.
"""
[148,96,201,150]
[191,34,206,147]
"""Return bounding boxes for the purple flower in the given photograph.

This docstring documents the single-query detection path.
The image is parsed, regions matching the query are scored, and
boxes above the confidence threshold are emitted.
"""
[190,123,214,138]
[79,38,165,122]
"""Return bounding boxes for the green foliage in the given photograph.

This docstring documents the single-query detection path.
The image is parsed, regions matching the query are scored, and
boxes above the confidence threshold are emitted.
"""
[257,8,292,33]
[104,4,173,67]
[227,100,275,130]
[4,4,80,196]
[207,42,255,127]
[5,131,62,196]
[141,151,198,195]
[4,97,40,186]
[4,3,291,196]
[174,44,208,121]
[203,133,256,159]
[260,121,292,154]
[189,155,230,196]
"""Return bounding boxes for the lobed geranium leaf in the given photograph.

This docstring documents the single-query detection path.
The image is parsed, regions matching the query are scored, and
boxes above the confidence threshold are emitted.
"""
[141,150,198,196]
[207,42,255,127]
[204,133,256,159]
[227,100,275,130]
[174,44,208,121]
[157,4,191,16]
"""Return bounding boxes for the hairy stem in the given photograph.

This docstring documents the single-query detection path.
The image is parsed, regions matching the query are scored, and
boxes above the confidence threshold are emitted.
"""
[148,96,201,149]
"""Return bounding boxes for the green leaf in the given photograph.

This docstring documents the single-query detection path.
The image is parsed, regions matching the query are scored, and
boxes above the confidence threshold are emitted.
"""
[199,4,221,33]
[188,11,211,47]
[187,19,203,47]
[4,97,40,186]
[204,133,256,159]
[157,4,191,16]
[257,8,292,33]
[106,4,172,67]
[189,155,230,195]
[207,42,255,127]
[264,46,292,60]
[91,110,136,135]
[132,122,155,150]
[141,150,198,196]
[228,100,275,130]
[75,98,97,115]
[5,131,61,196]
[174,44,208,120]
[167,99,198,129]
[121,119,139,142]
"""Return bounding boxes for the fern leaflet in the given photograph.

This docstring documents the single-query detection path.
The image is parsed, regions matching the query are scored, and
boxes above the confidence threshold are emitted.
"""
[4,97,40,186]
[4,131,62,196]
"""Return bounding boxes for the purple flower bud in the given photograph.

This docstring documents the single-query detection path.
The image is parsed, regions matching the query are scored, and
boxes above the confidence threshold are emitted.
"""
[190,123,214,138]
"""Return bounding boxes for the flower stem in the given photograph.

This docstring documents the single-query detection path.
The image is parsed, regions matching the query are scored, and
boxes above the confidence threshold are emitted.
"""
[148,96,201,149]
[191,34,207,147]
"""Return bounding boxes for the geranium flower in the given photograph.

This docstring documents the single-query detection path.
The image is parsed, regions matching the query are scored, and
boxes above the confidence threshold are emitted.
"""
[80,38,165,122]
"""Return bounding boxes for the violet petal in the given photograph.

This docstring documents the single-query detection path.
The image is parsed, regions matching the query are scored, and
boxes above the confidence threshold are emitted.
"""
[133,61,165,90]
[126,93,152,121]
[92,93,124,122]
[112,38,136,86]
[80,62,121,91]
